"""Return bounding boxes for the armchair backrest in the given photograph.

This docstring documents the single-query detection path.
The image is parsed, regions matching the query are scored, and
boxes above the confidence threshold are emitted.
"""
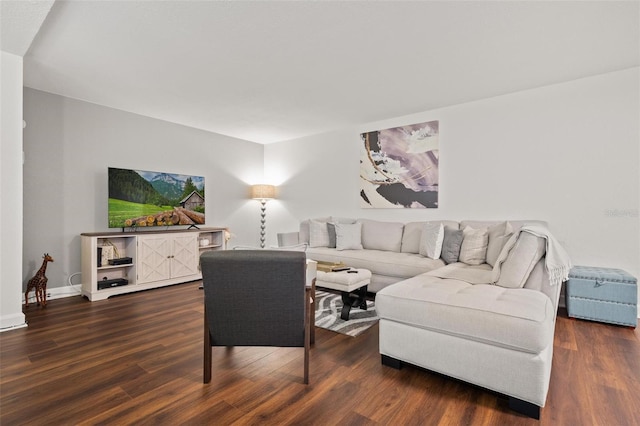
[201,250,307,347]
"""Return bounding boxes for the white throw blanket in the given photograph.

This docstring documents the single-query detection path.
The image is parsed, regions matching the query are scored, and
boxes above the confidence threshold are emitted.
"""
[494,224,572,286]
[428,225,572,287]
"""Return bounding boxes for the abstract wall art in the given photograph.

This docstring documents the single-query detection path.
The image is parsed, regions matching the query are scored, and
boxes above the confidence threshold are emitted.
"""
[360,120,439,208]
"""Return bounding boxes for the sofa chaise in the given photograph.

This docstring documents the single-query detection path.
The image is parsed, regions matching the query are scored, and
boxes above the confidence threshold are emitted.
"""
[278,217,571,418]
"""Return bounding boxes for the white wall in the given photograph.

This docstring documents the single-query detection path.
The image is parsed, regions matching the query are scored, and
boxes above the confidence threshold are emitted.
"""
[0,51,27,330]
[265,69,640,280]
[23,88,266,291]
[19,68,640,299]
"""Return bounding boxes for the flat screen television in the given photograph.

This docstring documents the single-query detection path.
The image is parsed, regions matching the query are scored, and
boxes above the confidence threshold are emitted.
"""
[108,167,205,228]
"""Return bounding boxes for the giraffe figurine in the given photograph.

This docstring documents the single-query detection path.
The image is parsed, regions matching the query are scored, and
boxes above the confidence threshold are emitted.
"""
[25,253,54,308]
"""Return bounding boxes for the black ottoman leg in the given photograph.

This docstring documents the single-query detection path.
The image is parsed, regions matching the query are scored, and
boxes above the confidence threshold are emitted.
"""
[340,302,352,320]
[359,285,368,310]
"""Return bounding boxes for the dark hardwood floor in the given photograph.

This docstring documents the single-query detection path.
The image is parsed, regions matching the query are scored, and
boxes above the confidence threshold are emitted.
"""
[2,281,639,425]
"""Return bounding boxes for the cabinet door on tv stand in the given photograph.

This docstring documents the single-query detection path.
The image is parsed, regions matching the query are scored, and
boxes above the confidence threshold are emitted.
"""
[137,235,171,284]
[171,233,199,278]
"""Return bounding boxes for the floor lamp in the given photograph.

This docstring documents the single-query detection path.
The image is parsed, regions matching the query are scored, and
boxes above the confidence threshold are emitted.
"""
[250,184,276,248]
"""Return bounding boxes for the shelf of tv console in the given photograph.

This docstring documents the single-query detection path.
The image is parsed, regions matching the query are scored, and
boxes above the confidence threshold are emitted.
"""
[81,227,227,301]
[97,264,135,270]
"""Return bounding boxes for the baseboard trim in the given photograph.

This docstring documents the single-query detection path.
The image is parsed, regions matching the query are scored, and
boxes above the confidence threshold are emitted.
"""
[0,313,27,333]
[23,284,82,304]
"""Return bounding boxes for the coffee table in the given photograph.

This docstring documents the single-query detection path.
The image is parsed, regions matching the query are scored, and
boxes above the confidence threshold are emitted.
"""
[315,268,372,320]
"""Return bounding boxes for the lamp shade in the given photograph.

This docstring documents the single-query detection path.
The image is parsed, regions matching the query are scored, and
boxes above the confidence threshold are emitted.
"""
[250,184,276,200]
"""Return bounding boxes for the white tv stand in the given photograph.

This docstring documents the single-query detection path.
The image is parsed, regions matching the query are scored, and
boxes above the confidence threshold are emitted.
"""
[80,227,227,301]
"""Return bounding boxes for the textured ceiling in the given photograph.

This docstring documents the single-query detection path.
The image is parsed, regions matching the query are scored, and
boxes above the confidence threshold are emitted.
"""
[14,1,640,144]
[0,0,54,56]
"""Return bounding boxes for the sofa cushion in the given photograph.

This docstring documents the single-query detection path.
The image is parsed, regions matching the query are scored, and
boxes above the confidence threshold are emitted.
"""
[486,221,513,267]
[401,221,426,254]
[427,262,493,284]
[460,220,548,234]
[331,216,357,225]
[459,226,489,265]
[375,274,555,354]
[360,219,404,252]
[441,226,464,264]
[306,247,444,279]
[419,222,444,259]
[494,232,546,289]
[309,219,331,247]
[335,222,363,251]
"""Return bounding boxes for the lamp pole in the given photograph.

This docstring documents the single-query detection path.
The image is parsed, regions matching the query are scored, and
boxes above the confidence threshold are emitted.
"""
[250,184,276,249]
[259,198,268,248]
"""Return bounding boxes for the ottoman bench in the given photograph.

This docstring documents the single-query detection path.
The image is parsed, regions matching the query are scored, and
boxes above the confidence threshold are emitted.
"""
[566,266,638,327]
[316,268,372,320]
[376,272,558,419]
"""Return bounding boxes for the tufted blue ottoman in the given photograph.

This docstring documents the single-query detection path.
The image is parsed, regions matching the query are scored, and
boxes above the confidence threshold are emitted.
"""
[566,266,637,327]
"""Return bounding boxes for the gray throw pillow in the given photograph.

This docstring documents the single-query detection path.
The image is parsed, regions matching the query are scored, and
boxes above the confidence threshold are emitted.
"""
[441,226,464,264]
[327,222,336,248]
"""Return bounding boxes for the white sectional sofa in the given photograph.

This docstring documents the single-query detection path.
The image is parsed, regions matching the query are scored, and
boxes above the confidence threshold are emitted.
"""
[278,217,571,418]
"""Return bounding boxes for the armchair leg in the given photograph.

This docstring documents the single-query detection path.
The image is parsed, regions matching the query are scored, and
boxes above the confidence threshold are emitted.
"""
[204,310,212,384]
[304,286,311,384]
[310,278,316,345]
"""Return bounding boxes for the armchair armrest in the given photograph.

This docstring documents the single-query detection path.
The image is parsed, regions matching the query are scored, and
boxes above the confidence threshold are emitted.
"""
[278,231,301,247]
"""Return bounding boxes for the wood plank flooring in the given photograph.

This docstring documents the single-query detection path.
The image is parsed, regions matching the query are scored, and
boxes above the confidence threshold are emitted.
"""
[1,281,639,425]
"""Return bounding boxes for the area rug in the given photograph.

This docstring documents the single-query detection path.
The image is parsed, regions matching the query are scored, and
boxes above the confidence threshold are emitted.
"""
[314,290,379,337]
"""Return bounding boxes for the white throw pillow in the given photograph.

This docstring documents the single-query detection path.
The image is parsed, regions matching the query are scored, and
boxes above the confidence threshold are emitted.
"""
[419,222,444,259]
[486,221,514,267]
[309,219,330,247]
[458,226,489,265]
[335,222,363,251]
[299,217,330,244]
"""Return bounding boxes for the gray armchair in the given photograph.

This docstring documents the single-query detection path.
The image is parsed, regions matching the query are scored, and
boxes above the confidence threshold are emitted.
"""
[201,250,311,384]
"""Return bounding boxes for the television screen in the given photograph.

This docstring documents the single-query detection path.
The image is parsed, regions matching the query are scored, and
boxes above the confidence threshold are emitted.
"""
[108,167,205,228]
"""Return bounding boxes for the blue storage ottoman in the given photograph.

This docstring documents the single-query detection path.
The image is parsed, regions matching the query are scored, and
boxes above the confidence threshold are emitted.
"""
[566,266,637,327]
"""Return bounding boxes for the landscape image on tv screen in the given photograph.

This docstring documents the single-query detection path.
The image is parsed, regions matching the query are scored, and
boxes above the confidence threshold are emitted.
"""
[108,167,205,228]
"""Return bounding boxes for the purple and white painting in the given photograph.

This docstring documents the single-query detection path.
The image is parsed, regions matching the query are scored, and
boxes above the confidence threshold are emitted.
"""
[360,120,439,208]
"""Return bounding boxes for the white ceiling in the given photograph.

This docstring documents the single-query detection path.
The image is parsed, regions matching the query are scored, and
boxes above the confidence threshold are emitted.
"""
[8,1,640,144]
[0,0,54,56]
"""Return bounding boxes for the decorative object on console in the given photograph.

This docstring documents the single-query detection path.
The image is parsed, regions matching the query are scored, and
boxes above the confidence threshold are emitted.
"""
[360,120,439,209]
[250,184,276,248]
[24,253,54,308]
